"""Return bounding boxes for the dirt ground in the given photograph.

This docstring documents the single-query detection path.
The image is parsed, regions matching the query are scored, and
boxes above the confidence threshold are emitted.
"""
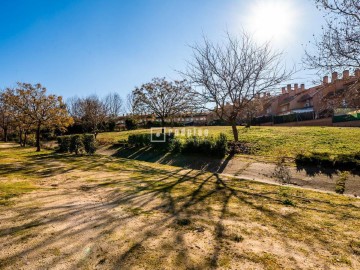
[1,144,360,269]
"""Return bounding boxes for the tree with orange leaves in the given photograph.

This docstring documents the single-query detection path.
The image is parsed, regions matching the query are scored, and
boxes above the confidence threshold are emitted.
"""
[10,83,73,151]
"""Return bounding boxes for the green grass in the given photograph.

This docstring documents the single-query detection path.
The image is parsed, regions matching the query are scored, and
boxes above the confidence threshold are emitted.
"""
[0,181,37,205]
[97,126,360,158]
[1,143,360,269]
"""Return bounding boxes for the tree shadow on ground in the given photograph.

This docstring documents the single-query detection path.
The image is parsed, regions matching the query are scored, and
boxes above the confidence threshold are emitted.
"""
[1,147,359,269]
[295,162,360,178]
[113,146,231,173]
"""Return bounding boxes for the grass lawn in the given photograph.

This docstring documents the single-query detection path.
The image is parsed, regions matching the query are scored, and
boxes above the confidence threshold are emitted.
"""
[98,126,360,158]
[0,143,360,269]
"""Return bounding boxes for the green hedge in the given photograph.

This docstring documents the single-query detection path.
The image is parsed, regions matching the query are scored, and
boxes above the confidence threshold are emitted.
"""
[57,134,97,155]
[57,135,71,152]
[127,132,228,157]
[295,152,360,171]
[333,112,360,123]
[181,133,228,157]
[127,133,175,150]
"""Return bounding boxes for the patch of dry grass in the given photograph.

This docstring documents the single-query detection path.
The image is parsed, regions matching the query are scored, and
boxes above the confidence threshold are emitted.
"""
[0,143,359,269]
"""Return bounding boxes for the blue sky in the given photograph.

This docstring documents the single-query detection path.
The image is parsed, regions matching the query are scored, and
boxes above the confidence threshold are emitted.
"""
[0,0,324,100]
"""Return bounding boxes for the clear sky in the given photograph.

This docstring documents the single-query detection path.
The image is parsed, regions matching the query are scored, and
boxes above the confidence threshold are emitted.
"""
[0,0,324,99]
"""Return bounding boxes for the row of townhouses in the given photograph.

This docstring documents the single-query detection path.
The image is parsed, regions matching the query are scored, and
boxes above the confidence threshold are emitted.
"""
[117,69,360,127]
[259,69,360,119]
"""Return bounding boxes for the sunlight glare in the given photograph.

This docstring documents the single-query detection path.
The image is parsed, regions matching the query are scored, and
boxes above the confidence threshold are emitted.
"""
[245,0,298,44]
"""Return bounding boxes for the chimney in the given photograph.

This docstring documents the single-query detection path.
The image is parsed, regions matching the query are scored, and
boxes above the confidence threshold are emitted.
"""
[287,84,291,93]
[323,76,328,84]
[294,83,298,94]
[331,72,338,82]
[282,87,286,94]
[300,84,305,91]
[355,69,360,77]
[343,70,350,80]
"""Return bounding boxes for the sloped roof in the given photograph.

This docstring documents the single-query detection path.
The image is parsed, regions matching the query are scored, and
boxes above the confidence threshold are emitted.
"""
[298,94,311,102]
[279,96,295,106]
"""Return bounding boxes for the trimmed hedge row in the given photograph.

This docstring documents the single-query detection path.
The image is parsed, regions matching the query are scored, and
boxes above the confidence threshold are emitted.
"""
[127,133,175,150]
[295,152,360,171]
[180,133,228,157]
[57,134,97,155]
[127,133,228,158]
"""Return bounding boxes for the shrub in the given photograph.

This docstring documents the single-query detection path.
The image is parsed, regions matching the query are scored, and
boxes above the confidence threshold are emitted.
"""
[334,154,360,170]
[182,136,202,154]
[57,135,71,153]
[83,134,97,154]
[335,171,349,194]
[228,141,253,155]
[213,133,228,157]
[128,133,175,151]
[128,134,151,147]
[151,133,175,151]
[57,134,96,155]
[125,118,137,130]
[70,135,84,155]
[168,137,182,153]
[273,157,291,184]
[181,133,228,158]
[25,134,37,147]
[282,198,295,206]
[295,152,360,171]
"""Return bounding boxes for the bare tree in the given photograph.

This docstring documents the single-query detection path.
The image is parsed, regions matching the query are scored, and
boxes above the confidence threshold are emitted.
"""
[77,95,107,137]
[182,32,293,141]
[126,92,137,115]
[66,96,83,120]
[304,0,360,72]
[133,78,195,127]
[104,92,123,118]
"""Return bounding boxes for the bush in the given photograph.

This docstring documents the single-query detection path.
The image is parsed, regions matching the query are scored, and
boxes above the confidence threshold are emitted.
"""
[25,134,37,147]
[125,118,137,130]
[128,134,150,147]
[126,132,227,157]
[213,133,228,157]
[57,135,71,153]
[128,133,175,151]
[273,157,291,184]
[181,133,228,158]
[57,134,97,155]
[335,171,349,194]
[168,138,182,153]
[83,134,97,154]
[295,152,360,171]
[70,135,84,155]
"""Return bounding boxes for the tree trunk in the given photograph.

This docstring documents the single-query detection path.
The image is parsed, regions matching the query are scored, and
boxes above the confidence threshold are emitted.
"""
[23,132,27,147]
[19,130,23,146]
[231,124,239,142]
[161,118,165,134]
[3,127,8,142]
[36,123,41,152]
